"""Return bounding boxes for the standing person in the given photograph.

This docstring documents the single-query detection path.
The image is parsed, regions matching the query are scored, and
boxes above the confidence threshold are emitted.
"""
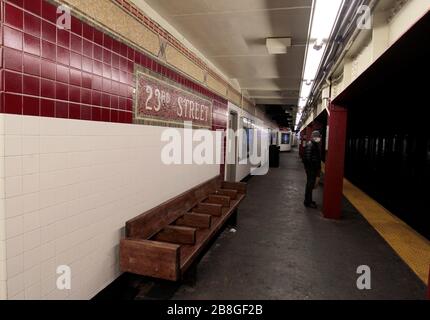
[302,131,322,208]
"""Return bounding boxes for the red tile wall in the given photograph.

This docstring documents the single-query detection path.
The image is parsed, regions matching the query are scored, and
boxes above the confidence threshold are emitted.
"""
[0,0,227,175]
[0,0,228,126]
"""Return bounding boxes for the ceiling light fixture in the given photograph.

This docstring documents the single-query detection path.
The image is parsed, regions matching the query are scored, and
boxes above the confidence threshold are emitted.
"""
[266,37,292,55]
[296,0,343,129]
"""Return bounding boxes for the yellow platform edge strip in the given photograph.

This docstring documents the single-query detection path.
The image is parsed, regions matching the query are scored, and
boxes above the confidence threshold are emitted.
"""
[342,178,430,284]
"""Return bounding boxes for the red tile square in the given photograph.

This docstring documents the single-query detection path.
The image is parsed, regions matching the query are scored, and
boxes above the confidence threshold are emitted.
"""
[70,52,82,69]
[69,103,81,119]
[111,109,118,122]
[103,34,113,50]
[125,112,132,123]
[82,56,93,73]
[112,39,120,54]
[92,75,102,91]
[92,107,101,121]
[23,34,40,56]
[120,84,128,97]
[126,99,133,111]
[118,111,126,123]
[127,47,135,61]
[24,13,41,37]
[81,88,91,105]
[101,107,110,122]
[120,71,127,83]
[119,97,126,110]
[120,57,128,71]
[70,69,81,86]
[4,26,23,50]
[56,64,69,83]
[23,75,40,95]
[91,91,101,106]
[103,49,111,64]
[93,61,103,76]
[134,51,141,65]
[4,48,23,72]
[41,21,56,42]
[69,86,81,103]
[23,96,40,116]
[82,72,92,89]
[24,0,42,15]
[5,4,23,30]
[42,1,57,23]
[111,81,120,95]
[102,79,111,93]
[57,29,70,48]
[23,54,41,76]
[40,98,55,117]
[120,43,128,57]
[111,95,119,109]
[57,46,70,65]
[112,68,120,82]
[93,29,103,45]
[41,79,55,98]
[71,34,82,53]
[103,64,112,79]
[82,39,93,58]
[127,73,133,85]
[41,59,56,80]
[102,94,110,108]
[5,71,22,93]
[93,44,102,61]
[41,40,56,61]
[112,53,120,69]
[56,83,69,101]
[56,101,69,118]
[71,16,82,36]
[81,105,91,120]
[82,23,94,41]
[4,93,23,115]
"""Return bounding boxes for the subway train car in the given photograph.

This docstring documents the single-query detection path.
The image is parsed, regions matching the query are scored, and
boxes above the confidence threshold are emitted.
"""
[278,130,292,152]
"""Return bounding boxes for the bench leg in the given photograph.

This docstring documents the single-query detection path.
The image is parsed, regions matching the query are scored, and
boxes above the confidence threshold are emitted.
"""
[227,208,238,228]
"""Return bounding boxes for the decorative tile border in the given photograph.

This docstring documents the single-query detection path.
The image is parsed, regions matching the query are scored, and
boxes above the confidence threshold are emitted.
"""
[111,0,255,109]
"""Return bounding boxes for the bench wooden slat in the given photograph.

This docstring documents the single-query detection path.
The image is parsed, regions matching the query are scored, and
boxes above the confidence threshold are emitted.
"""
[222,181,247,194]
[207,194,230,207]
[215,188,238,200]
[193,202,223,216]
[154,225,196,245]
[175,213,211,229]
[120,239,180,281]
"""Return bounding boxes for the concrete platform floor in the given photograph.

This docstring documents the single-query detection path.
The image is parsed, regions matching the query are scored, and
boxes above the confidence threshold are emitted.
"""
[95,150,426,300]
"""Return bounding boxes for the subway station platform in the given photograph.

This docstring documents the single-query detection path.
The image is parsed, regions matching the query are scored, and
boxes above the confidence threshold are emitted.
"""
[96,151,426,300]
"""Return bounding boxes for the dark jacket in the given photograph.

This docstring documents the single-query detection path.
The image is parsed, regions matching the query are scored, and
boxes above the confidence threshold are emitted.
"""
[303,141,322,173]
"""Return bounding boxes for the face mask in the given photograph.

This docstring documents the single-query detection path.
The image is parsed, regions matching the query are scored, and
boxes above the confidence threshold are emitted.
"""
[313,137,321,143]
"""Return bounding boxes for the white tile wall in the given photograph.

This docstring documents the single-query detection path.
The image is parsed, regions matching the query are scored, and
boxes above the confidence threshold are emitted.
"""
[1,115,8,300]
[0,114,220,300]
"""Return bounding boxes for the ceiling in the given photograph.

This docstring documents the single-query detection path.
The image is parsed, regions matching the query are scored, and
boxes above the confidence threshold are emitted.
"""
[138,0,313,128]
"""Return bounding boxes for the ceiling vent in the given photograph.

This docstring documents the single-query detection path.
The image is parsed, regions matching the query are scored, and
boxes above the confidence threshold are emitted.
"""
[266,37,292,54]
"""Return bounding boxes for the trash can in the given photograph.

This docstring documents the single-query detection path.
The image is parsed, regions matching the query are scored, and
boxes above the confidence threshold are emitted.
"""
[269,145,280,168]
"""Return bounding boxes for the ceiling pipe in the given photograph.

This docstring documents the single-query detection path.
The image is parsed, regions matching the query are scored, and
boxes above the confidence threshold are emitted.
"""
[299,0,380,129]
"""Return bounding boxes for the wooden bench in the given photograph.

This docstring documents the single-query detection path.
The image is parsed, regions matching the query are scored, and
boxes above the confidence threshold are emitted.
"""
[119,175,247,281]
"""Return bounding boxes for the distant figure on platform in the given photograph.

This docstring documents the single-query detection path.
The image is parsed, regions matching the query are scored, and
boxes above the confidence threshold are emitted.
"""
[302,131,322,208]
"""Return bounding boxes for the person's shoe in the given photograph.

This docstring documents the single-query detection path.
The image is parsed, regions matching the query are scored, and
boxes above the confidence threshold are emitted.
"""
[304,201,317,209]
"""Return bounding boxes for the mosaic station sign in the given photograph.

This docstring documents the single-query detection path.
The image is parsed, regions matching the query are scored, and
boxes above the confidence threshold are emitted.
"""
[135,71,213,128]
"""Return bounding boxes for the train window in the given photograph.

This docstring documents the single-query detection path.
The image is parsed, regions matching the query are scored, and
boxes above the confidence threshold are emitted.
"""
[281,133,290,144]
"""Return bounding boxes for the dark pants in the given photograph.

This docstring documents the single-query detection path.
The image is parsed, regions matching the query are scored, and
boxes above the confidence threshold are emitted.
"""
[304,167,317,205]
